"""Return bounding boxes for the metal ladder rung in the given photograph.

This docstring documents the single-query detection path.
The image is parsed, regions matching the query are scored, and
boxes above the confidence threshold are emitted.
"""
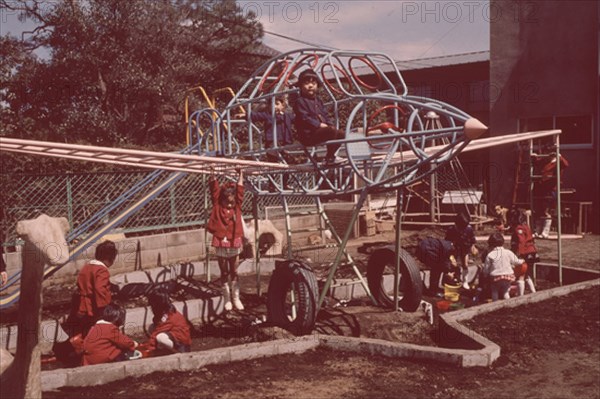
[292,243,339,252]
[286,210,320,217]
[288,227,326,234]
[330,279,364,288]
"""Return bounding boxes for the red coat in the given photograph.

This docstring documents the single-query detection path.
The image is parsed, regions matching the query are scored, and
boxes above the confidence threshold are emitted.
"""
[511,224,537,256]
[77,260,111,317]
[82,321,136,365]
[206,179,244,241]
[147,309,192,351]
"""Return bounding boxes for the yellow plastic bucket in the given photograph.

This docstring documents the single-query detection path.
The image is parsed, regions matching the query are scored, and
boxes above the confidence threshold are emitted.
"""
[444,283,461,302]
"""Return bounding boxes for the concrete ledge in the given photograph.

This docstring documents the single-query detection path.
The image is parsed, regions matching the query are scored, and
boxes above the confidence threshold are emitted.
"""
[439,277,600,364]
[42,336,319,391]
[319,335,465,365]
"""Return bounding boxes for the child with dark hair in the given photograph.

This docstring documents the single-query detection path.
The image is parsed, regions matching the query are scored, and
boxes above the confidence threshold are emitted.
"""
[82,303,139,365]
[416,237,457,297]
[293,69,345,164]
[510,210,538,296]
[239,96,295,149]
[146,292,192,353]
[207,169,245,311]
[75,240,118,336]
[482,232,525,301]
[445,211,477,289]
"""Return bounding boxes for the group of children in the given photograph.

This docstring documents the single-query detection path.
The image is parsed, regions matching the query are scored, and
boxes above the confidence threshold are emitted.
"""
[69,241,192,366]
[418,209,538,302]
[239,68,345,165]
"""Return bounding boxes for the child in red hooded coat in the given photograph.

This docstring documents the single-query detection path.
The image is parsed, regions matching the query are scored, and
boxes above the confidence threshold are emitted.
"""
[510,210,538,296]
[82,303,139,365]
[146,292,191,353]
[207,169,246,311]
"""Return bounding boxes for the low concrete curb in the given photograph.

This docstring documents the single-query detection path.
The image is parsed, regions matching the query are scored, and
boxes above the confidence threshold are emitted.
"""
[318,335,498,367]
[42,336,320,391]
[438,277,600,365]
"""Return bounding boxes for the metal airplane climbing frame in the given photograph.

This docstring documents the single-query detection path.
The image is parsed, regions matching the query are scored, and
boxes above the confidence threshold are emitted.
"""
[1,48,495,322]
[184,48,489,327]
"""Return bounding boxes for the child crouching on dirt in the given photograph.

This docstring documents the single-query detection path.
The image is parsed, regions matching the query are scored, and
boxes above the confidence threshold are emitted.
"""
[207,168,245,311]
[510,210,538,296]
[445,211,478,289]
[416,237,457,297]
[82,303,140,365]
[146,292,191,354]
[482,232,525,301]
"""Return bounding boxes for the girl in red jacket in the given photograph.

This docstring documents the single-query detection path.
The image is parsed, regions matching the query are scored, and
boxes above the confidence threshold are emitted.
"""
[76,240,118,336]
[510,210,538,296]
[207,169,245,311]
[82,303,139,365]
[147,292,192,353]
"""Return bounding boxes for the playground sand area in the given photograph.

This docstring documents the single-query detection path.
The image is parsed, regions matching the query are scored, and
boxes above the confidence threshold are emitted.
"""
[45,286,599,399]
[2,230,599,397]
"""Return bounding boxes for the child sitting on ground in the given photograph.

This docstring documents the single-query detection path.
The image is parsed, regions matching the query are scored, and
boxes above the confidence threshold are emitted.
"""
[293,69,345,164]
[482,232,525,301]
[510,210,538,296]
[82,303,139,365]
[146,292,192,353]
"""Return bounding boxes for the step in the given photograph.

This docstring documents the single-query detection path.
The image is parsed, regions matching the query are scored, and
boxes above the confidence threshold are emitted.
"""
[290,243,340,253]
[287,227,327,234]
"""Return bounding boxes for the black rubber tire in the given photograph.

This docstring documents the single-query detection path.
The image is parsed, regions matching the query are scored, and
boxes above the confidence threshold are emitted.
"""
[267,260,319,335]
[366,247,423,311]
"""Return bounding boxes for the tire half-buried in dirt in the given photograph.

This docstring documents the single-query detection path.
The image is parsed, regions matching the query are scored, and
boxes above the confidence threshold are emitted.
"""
[366,247,422,311]
[267,260,319,335]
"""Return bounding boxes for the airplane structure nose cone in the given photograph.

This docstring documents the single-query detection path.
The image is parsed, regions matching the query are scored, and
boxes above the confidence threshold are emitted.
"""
[464,118,488,139]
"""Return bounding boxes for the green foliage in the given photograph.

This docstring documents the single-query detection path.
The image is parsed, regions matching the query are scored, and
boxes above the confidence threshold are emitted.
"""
[0,0,266,150]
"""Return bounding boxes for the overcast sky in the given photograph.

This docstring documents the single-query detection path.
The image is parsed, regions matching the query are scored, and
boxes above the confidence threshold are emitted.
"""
[1,1,490,61]
[238,0,490,60]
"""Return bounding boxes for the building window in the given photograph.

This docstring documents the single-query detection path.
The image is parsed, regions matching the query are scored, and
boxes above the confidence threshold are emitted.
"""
[519,115,593,147]
[555,115,593,145]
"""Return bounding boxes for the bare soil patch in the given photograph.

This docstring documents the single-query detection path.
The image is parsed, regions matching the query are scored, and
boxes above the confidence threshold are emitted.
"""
[2,231,598,397]
[44,287,600,399]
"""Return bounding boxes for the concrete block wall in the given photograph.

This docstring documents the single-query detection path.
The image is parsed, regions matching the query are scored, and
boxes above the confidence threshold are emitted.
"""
[2,214,323,289]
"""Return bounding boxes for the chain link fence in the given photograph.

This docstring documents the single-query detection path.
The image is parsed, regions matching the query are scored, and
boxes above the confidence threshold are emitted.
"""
[0,170,312,246]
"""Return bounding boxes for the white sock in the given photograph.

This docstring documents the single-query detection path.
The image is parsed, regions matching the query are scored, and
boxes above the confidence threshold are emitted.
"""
[526,277,536,293]
[517,280,525,296]
[156,332,174,350]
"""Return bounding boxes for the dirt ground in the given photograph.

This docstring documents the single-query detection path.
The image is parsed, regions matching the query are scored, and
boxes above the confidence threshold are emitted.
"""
[44,288,599,399]
[37,231,600,398]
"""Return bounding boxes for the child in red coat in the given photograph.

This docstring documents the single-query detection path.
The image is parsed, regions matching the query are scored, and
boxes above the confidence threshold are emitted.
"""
[510,210,538,296]
[147,292,192,353]
[207,168,245,311]
[75,240,118,336]
[82,303,139,365]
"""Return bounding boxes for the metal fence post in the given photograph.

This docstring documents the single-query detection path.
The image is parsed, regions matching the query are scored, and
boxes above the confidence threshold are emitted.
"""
[66,173,74,230]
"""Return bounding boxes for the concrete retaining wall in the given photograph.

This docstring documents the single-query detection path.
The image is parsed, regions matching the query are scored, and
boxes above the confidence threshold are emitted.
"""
[3,215,322,289]
[41,336,321,391]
